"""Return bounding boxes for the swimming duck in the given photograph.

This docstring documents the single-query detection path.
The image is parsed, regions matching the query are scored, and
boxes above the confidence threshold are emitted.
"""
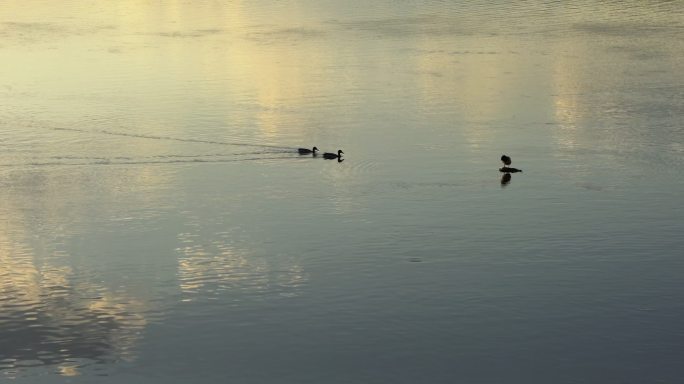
[323,150,344,159]
[298,147,319,155]
[501,154,511,167]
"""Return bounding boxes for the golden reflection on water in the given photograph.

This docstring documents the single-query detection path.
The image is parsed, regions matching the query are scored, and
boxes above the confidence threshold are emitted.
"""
[176,224,307,301]
[57,364,80,377]
[0,237,147,376]
[0,168,170,374]
[551,48,583,152]
[0,162,307,375]
[1,0,321,360]
[114,1,334,141]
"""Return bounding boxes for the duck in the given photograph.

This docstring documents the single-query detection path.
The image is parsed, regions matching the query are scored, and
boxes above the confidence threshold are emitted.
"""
[323,150,344,159]
[499,155,521,172]
[298,146,318,155]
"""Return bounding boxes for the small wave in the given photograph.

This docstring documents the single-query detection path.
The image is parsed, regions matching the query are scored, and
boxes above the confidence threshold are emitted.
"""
[392,181,467,190]
[0,155,309,168]
[43,151,292,161]
[343,159,379,174]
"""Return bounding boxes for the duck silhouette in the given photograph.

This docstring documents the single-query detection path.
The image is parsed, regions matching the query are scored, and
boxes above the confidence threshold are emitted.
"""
[499,154,521,173]
[298,147,318,155]
[323,150,344,159]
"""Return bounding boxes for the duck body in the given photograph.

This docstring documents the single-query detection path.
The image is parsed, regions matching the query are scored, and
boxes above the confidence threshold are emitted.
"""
[499,167,522,173]
[323,150,344,159]
[298,146,319,155]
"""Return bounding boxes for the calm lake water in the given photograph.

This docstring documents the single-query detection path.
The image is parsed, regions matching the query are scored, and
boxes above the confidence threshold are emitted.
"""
[1,1,683,383]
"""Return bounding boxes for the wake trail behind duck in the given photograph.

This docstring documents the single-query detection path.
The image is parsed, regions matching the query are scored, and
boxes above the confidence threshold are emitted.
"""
[51,127,296,151]
[0,155,309,169]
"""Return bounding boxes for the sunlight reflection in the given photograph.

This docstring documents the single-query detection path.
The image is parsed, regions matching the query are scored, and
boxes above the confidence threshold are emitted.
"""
[550,38,586,152]
[0,167,170,376]
[176,224,306,301]
[0,236,148,374]
[57,364,80,377]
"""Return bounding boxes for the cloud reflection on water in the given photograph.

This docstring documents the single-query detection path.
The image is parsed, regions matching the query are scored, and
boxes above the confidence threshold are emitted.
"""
[0,168,168,378]
[0,241,147,378]
[176,221,307,303]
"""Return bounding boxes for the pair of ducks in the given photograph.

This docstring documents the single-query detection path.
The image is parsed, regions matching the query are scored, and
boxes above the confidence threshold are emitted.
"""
[298,147,344,159]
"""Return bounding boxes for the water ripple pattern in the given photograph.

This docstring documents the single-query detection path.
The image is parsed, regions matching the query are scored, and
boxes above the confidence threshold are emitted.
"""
[0,237,147,379]
[175,221,307,304]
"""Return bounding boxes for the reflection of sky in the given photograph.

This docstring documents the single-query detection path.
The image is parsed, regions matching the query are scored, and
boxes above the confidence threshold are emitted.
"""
[0,168,163,378]
[176,217,307,302]
[3,1,680,149]
[0,236,147,378]
[0,171,308,378]
[548,16,683,168]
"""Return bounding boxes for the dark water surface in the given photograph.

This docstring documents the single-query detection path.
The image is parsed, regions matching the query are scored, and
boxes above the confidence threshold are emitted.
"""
[1,1,683,383]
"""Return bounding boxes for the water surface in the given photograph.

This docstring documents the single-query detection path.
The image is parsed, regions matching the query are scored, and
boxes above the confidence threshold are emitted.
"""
[1,1,683,383]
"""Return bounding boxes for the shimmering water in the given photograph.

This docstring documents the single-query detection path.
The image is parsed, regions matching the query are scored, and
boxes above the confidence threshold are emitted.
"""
[1,1,683,383]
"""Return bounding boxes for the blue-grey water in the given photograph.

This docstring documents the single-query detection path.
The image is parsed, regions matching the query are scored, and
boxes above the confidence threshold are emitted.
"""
[1,1,683,383]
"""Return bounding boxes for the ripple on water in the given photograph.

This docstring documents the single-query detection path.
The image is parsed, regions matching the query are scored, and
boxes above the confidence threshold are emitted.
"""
[1,115,318,170]
[343,158,380,175]
[0,240,152,378]
[175,225,307,304]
